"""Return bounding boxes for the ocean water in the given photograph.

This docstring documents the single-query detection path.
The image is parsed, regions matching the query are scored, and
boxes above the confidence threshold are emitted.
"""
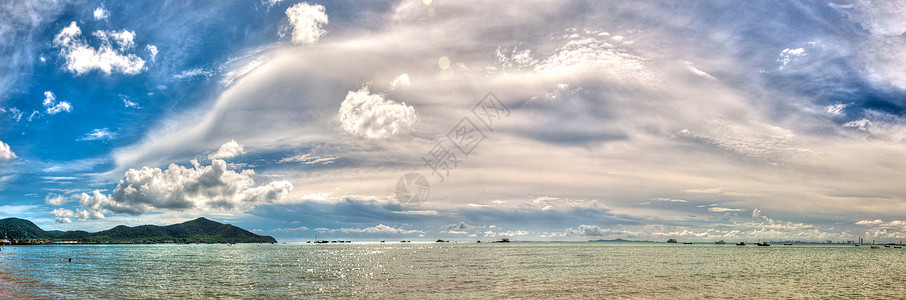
[1,242,905,299]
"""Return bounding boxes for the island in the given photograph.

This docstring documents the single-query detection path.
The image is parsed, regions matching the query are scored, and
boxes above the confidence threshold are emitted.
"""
[0,217,276,244]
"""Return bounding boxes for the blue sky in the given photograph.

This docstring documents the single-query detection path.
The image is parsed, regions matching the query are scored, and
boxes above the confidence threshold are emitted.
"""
[2,0,906,242]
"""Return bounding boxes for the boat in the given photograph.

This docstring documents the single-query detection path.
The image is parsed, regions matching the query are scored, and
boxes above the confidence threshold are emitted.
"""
[314,234,328,244]
[493,238,510,243]
[683,242,693,244]
[870,246,880,249]
[714,240,726,244]
[756,242,770,246]
[436,239,448,243]
[736,242,745,246]
[895,247,901,249]
[667,239,678,243]
[784,243,793,245]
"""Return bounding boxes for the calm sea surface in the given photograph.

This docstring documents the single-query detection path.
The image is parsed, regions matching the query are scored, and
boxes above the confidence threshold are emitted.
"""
[1,242,905,299]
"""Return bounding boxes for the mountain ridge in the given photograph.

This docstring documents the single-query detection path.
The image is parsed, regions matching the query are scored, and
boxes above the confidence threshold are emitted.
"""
[0,217,276,244]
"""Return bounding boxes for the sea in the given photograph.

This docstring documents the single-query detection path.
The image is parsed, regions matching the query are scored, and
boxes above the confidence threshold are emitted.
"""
[1,242,904,299]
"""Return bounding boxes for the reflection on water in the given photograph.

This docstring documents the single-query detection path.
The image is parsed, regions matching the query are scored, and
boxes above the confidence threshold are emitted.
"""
[1,243,905,298]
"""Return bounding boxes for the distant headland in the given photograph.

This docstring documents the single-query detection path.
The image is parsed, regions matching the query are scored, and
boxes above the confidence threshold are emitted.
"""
[0,217,276,244]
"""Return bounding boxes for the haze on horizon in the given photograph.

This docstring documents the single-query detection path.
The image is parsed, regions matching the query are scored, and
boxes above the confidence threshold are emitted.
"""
[2,0,906,243]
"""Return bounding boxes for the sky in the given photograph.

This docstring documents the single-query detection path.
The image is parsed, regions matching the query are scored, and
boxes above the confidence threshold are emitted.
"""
[2,0,906,243]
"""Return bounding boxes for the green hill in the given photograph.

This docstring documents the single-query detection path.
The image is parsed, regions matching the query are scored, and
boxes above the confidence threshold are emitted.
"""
[0,218,53,240]
[2,217,276,244]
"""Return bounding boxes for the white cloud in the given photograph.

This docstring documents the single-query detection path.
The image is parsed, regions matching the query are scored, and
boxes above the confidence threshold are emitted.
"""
[208,139,245,160]
[684,62,716,80]
[52,21,146,75]
[173,67,214,80]
[0,140,15,160]
[830,1,906,36]
[856,219,884,226]
[826,104,847,116]
[93,7,108,21]
[265,0,284,7]
[145,45,158,62]
[777,48,806,69]
[483,230,529,238]
[675,120,810,165]
[440,222,475,232]
[752,208,761,219]
[843,118,871,131]
[98,159,292,216]
[325,224,423,235]
[549,225,636,237]
[96,29,135,50]
[27,111,40,122]
[392,210,438,215]
[42,176,78,181]
[123,98,140,108]
[283,2,328,45]
[390,73,410,89]
[533,31,651,80]
[337,86,417,139]
[495,46,538,71]
[50,205,99,223]
[277,153,336,165]
[78,128,116,141]
[51,208,76,223]
[42,91,72,114]
[652,197,687,203]
[273,226,308,232]
[708,207,745,212]
[221,56,267,87]
[2,107,23,123]
[45,193,66,206]
[75,190,117,219]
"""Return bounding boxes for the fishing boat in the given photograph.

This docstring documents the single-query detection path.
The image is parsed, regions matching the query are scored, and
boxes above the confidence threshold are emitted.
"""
[714,240,726,244]
[494,238,510,243]
[667,239,678,243]
[736,242,745,246]
[756,242,770,246]
[870,246,880,249]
